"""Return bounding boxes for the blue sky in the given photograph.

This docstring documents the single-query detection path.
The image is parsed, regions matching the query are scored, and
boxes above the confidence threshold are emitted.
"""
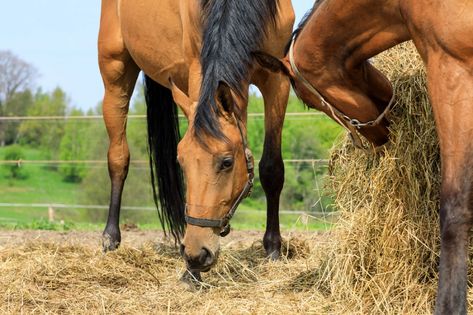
[0,1,313,111]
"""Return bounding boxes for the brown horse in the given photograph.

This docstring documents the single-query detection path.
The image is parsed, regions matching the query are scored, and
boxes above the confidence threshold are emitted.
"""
[254,0,473,313]
[98,0,294,276]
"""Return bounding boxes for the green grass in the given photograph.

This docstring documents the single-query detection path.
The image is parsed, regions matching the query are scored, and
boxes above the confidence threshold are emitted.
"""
[0,147,81,204]
[0,214,332,233]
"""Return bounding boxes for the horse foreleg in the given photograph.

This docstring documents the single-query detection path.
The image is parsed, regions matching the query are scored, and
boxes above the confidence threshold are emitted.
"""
[98,1,140,251]
[427,55,473,315]
[253,70,290,259]
[101,75,137,252]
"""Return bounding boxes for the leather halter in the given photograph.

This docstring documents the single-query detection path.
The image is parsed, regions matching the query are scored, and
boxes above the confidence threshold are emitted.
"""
[185,114,254,237]
[288,39,395,149]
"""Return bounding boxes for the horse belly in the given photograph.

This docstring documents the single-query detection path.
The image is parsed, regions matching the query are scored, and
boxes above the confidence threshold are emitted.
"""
[119,0,188,88]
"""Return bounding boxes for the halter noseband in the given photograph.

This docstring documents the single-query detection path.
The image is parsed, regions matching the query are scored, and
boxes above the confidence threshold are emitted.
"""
[184,114,254,237]
[288,39,395,149]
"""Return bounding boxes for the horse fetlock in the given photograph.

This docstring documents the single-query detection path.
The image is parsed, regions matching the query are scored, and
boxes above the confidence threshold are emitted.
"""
[102,230,121,252]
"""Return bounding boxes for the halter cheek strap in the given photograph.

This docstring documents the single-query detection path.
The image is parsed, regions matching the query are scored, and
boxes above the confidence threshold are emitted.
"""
[288,40,395,150]
[184,114,254,237]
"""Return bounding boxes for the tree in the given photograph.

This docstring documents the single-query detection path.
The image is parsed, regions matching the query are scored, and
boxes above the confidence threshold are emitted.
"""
[3,90,34,145]
[0,51,38,146]
[18,88,67,156]
[59,108,88,182]
[0,51,38,102]
[3,145,27,180]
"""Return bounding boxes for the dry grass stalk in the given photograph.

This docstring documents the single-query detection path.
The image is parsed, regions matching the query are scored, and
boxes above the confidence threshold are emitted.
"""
[316,42,443,314]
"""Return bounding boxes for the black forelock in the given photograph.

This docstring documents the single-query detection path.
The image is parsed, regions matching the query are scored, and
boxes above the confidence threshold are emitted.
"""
[195,0,278,143]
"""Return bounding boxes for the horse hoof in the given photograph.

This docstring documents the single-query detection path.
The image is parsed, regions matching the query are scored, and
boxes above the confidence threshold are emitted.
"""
[264,240,281,260]
[267,250,280,261]
[102,233,120,252]
[263,234,281,260]
[179,270,202,291]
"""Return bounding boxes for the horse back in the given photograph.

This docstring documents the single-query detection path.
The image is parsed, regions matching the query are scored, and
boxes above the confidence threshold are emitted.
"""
[117,0,190,88]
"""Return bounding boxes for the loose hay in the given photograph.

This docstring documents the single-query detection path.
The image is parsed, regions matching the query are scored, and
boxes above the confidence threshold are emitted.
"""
[317,42,444,314]
[0,233,326,314]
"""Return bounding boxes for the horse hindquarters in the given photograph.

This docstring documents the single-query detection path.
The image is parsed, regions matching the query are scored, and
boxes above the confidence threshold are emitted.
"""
[426,54,473,315]
[98,0,140,251]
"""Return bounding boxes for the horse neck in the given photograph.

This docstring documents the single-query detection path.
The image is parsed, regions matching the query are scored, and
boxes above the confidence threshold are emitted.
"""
[298,0,411,71]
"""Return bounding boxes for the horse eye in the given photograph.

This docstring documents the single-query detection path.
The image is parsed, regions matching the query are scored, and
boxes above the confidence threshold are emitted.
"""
[220,157,234,170]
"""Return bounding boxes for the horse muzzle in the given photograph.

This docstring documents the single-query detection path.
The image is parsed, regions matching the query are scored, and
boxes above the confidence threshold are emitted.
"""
[180,244,218,272]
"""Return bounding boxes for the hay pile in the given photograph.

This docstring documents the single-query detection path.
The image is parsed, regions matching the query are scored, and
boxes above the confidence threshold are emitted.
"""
[0,232,330,314]
[317,42,443,313]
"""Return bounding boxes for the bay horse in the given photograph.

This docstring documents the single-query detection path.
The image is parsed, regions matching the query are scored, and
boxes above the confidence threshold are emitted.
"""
[98,0,294,276]
[253,0,473,313]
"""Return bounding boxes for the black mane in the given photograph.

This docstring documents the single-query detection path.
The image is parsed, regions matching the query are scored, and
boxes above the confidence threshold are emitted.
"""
[195,0,278,142]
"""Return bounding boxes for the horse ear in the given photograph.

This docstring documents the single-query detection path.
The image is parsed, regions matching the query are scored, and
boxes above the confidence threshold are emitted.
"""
[252,51,292,77]
[169,79,191,118]
[216,81,235,114]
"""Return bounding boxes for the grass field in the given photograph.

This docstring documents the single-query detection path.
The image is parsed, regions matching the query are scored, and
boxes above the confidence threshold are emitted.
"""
[0,146,334,232]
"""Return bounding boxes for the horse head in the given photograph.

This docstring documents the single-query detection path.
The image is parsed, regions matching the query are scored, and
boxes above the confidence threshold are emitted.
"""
[172,81,254,272]
[253,48,392,148]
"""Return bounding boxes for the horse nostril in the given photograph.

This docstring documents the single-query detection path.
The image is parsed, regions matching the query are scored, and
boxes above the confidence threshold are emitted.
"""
[179,244,185,257]
[199,247,214,266]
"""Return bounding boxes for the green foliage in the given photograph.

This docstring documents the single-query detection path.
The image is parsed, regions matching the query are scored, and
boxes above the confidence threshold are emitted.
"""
[19,88,67,154]
[58,108,88,182]
[2,90,34,145]
[3,145,27,179]
[12,218,75,231]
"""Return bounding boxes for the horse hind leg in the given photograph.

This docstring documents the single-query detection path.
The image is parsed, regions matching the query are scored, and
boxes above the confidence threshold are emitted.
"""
[427,55,473,315]
[100,58,139,252]
[98,1,140,251]
[253,70,290,259]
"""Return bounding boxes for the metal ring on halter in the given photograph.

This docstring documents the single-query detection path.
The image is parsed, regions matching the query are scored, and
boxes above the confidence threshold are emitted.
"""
[288,38,395,149]
[184,114,254,237]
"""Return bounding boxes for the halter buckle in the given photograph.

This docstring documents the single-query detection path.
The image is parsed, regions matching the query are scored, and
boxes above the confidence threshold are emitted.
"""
[349,119,362,129]
[220,223,231,237]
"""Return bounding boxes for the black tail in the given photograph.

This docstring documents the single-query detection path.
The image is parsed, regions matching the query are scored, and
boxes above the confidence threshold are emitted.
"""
[195,0,278,142]
[144,75,185,242]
